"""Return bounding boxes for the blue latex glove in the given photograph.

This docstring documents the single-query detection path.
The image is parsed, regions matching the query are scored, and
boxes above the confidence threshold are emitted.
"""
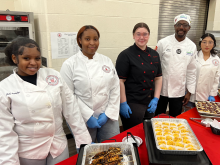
[147,97,159,113]
[97,113,108,126]
[120,102,132,118]
[208,96,215,102]
[86,116,101,129]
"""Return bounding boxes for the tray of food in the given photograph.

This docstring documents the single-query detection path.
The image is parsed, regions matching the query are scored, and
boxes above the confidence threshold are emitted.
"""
[151,118,203,155]
[144,120,212,165]
[80,142,139,165]
[195,101,220,116]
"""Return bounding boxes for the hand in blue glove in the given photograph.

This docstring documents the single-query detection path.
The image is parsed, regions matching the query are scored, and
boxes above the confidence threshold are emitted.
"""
[97,113,108,126]
[208,96,215,102]
[86,116,101,129]
[147,97,159,113]
[120,102,132,118]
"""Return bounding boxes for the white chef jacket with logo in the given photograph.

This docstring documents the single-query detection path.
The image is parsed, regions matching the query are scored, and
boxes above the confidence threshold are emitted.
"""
[0,68,92,165]
[190,51,220,102]
[156,34,197,97]
[60,51,120,122]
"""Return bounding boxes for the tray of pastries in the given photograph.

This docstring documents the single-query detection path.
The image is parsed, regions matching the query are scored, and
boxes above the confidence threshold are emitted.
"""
[195,101,220,116]
[151,118,203,155]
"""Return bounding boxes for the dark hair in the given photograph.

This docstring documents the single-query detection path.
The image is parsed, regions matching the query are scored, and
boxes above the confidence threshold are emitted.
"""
[4,37,40,66]
[133,22,150,34]
[76,25,100,48]
[199,33,217,56]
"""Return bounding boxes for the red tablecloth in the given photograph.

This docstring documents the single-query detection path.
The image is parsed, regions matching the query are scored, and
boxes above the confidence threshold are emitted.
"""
[57,98,220,165]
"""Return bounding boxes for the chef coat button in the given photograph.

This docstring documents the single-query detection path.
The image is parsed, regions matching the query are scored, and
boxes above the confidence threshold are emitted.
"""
[32,110,35,113]
[48,105,51,108]
[152,71,154,73]
[144,71,146,73]
[151,80,153,82]
[143,89,145,91]
[150,88,152,90]
[144,80,146,82]
[142,63,143,65]
[93,94,96,97]
[26,94,30,97]
[36,122,39,125]
[138,55,140,57]
[150,62,152,64]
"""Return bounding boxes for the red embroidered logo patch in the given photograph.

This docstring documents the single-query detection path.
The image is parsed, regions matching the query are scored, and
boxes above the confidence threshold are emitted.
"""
[102,65,111,73]
[212,59,219,66]
[46,75,59,86]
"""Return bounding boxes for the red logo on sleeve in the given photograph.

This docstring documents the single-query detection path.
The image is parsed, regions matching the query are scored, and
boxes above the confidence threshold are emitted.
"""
[102,65,111,73]
[155,46,158,51]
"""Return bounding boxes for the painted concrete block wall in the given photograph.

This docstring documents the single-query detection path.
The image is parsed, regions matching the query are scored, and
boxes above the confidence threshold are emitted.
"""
[0,0,14,11]
[207,0,220,31]
[8,0,160,71]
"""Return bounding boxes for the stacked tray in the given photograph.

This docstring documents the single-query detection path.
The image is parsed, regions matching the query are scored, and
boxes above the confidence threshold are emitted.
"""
[195,101,220,121]
[151,118,203,155]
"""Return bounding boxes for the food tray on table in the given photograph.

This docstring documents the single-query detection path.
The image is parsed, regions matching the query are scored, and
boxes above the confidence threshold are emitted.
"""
[144,120,212,165]
[76,140,141,165]
[151,118,203,155]
[195,101,220,116]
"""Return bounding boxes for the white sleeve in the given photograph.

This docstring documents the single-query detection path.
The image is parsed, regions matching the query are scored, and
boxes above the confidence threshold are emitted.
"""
[60,76,92,148]
[105,61,120,121]
[60,61,94,122]
[0,92,20,165]
[210,58,220,96]
[186,48,197,94]
[156,40,163,61]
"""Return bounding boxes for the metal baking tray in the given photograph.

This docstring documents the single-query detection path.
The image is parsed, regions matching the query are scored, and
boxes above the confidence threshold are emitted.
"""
[81,142,138,165]
[195,101,220,117]
[144,120,212,165]
[151,118,203,155]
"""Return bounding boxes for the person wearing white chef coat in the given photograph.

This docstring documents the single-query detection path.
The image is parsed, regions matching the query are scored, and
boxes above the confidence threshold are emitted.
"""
[60,25,120,143]
[188,33,220,106]
[155,14,197,117]
[0,37,92,165]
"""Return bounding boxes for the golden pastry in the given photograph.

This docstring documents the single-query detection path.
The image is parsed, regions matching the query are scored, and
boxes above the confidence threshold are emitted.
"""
[185,144,194,148]
[168,146,175,150]
[173,133,179,137]
[160,146,167,150]
[170,123,176,126]
[166,136,172,140]
[172,130,180,133]
[162,126,169,129]
[175,142,184,147]
[187,147,196,151]
[173,137,182,142]
[158,140,166,145]
[183,139,191,144]
[155,128,162,132]
[156,132,162,135]
[167,140,174,145]
[162,122,169,125]
[163,132,171,136]
[164,129,171,132]
[157,136,165,141]
[170,127,177,130]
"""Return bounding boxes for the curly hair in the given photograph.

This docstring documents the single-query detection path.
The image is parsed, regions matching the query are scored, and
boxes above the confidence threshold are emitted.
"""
[4,37,40,66]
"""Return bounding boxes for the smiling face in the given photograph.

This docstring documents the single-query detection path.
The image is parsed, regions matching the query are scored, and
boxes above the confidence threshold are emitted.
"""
[12,46,41,76]
[133,27,150,50]
[79,29,99,58]
[174,20,190,41]
[201,36,214,54]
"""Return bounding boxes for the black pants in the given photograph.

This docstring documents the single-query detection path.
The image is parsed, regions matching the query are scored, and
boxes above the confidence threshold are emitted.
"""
[155,95,184,117]
[120,102,155,131]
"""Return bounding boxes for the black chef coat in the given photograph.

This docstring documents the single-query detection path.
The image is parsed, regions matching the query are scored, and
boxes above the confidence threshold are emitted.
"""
[116,43,162,105]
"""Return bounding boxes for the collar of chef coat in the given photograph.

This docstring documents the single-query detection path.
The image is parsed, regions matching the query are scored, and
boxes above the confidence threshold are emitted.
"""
[78,50,99,62]
[171,34,187,45]
[13,67,48,93]
[196,50,214,66]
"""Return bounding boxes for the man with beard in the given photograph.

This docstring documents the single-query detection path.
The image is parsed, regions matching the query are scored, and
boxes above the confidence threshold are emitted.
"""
[155,14,197,117]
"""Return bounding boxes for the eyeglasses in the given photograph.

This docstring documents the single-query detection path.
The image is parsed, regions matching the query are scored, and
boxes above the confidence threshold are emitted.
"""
[135,33,149,38]
[175,23,189,28]
[201,41,214,45]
